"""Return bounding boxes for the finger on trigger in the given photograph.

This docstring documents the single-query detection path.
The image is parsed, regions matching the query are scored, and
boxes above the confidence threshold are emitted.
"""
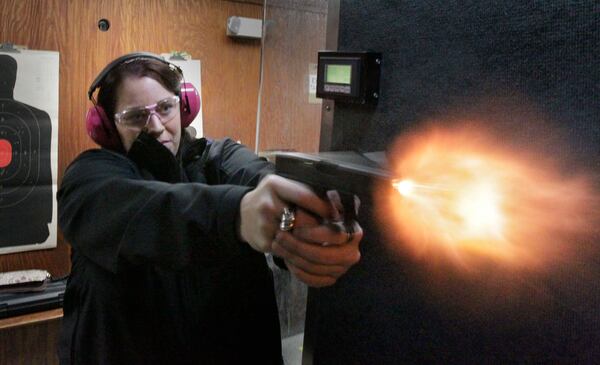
[270,176,331,219]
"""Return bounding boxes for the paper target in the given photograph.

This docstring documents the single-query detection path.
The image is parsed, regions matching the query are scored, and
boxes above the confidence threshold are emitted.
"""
[0,50,58,253]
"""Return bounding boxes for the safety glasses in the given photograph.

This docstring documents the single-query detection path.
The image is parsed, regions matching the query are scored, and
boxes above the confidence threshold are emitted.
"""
[114,95,180,130]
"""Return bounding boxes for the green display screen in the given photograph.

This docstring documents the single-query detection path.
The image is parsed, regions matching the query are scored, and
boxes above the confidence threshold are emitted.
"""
[326,64,352,84]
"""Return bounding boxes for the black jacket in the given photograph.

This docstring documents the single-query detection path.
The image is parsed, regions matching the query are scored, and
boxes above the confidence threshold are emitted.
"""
[57,134,282,364]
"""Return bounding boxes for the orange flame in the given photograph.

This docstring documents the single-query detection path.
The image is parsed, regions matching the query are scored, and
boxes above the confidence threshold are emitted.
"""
[375,122,600,270]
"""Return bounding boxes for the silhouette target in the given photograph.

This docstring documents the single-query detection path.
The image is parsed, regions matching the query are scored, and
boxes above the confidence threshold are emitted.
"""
[0,54,52,247]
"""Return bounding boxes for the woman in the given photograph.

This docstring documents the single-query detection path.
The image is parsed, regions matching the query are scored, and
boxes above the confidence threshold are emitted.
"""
[57,53,362,364]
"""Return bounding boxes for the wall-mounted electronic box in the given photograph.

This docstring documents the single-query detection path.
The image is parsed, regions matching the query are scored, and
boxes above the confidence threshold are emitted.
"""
[316,51,381,104]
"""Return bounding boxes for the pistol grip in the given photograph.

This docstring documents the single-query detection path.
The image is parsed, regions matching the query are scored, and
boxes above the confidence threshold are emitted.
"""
[340,192,357,222]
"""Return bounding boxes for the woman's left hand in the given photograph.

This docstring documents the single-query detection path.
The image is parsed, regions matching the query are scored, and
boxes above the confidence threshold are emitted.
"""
[271,208,363,287]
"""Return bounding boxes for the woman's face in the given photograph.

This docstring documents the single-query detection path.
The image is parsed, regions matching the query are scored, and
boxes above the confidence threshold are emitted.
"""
[114,76,181,155]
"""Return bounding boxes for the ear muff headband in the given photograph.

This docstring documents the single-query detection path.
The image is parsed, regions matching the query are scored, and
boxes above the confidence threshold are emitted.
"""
[87,52,183,101]
[86,52,200,151]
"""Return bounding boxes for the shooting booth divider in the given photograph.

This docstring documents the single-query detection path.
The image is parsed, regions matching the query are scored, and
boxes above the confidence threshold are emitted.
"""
[305,1,600,364]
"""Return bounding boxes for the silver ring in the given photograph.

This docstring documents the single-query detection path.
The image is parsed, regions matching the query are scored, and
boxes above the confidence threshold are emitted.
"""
[279,207,296,231]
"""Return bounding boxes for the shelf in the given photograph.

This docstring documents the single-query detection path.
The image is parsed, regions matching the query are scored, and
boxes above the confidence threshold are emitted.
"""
[0,308,63,330]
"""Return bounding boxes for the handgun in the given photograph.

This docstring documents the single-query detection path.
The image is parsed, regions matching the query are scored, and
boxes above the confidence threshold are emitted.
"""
[274,152,391,224]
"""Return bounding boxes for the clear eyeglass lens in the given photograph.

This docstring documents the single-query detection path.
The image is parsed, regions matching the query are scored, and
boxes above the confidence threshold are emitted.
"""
[155,98,178,117]
[122,110,148,127]
[117,96,179,129]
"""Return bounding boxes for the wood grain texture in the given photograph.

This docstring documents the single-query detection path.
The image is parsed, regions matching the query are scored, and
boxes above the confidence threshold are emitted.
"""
[0,0,71,278]
[0,314,61,365]
[258,2,327,152]
[0,309,62,331]
[234,0,328,13]
[265,0,328,14]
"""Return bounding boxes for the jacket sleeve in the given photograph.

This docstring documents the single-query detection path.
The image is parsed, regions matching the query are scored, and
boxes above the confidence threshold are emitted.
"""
[201,138,275,186]
[58,145,271,274]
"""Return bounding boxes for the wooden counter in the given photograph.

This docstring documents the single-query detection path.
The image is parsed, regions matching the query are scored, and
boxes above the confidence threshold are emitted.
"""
[0,309,63,365]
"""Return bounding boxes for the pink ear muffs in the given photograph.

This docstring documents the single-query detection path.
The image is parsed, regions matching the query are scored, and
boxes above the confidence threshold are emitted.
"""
[85,104,124,152]
[180,82,201,128]
[85,52,201,151]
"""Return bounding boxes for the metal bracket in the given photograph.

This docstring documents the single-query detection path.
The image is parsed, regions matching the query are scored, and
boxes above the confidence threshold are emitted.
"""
[0,43,21,53]
[168,51,190,61]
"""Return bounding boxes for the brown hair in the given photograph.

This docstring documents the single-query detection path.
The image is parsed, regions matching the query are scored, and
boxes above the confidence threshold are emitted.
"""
[97,58,181,122]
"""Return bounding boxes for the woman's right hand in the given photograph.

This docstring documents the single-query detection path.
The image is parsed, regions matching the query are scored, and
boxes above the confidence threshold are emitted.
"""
[238,175,363,287]
[238,174,332,253]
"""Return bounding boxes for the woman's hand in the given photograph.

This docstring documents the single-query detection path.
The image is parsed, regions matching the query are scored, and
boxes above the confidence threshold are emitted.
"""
[239,175,332,253]
[239,175,363,287]
[273,208,362,287]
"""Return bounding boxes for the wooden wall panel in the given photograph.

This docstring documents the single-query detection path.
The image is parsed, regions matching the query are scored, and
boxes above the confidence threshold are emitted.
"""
[0,313,62,365]
[0,0,329,276]
[0,0,263,276]
[0,0,70,277]
[258,1,327,153]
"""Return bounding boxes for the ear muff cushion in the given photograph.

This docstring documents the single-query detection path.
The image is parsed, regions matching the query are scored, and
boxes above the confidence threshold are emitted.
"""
[85,105,123,151]
[180,82,201,128]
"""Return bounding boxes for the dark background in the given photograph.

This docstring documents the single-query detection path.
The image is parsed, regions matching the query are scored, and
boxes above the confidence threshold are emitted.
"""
[331,1,599,168]
[310,1,600,363]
